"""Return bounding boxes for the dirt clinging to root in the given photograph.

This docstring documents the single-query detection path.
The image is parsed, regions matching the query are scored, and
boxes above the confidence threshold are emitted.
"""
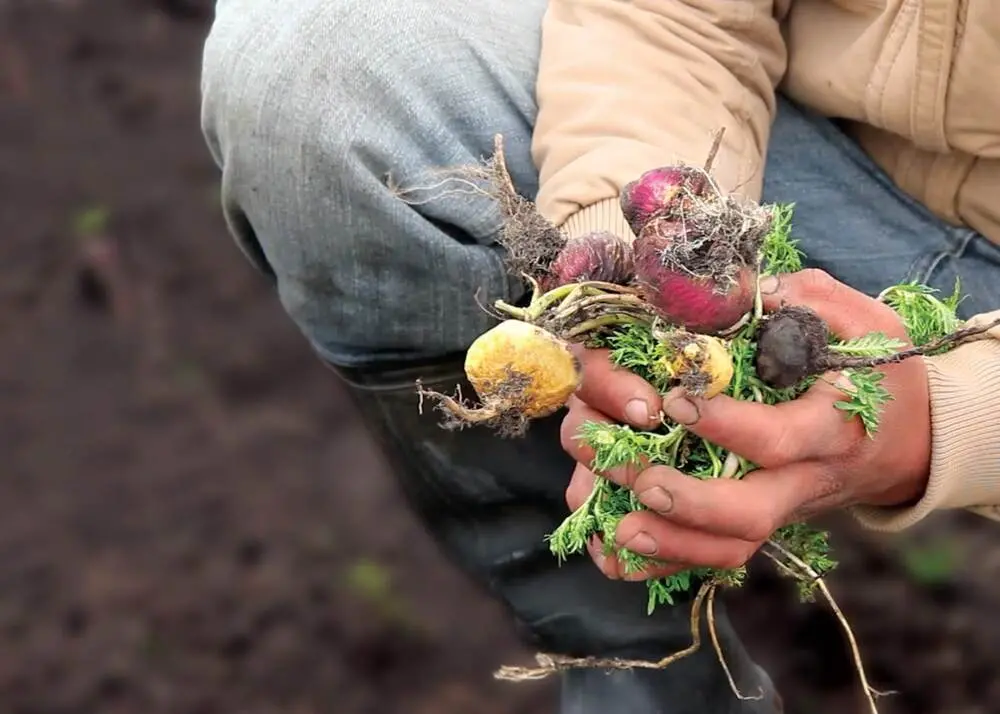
[643,178,774,290]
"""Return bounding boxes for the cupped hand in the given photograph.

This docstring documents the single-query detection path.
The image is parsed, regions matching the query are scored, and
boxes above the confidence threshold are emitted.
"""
[562,268,932,581]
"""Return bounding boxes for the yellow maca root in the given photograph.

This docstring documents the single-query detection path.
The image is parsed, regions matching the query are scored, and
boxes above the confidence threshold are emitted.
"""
[667,333,734,398]
[465,319,581,417]
[417,319,581,436]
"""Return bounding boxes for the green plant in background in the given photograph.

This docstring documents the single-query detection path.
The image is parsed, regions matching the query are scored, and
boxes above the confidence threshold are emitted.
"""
[898,539,962,586]
[72,205,110,238]
[343,558,415,629]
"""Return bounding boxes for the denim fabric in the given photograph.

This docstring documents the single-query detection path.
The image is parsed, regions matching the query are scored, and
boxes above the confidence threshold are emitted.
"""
[201,0,1000,372]
[761,104,1000,314]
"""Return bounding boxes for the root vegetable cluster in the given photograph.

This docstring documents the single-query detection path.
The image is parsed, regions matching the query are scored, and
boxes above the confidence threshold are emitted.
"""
[405,133,999,711]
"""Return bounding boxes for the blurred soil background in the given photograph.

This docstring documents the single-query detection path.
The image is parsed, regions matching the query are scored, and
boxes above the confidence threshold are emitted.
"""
[2,2,1000,713]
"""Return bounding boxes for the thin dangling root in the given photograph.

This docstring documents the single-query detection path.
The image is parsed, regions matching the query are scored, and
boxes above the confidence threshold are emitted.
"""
[415,380,530,438]
[763,540,895,714]
[493,581,714,681]
[706,585,764,701]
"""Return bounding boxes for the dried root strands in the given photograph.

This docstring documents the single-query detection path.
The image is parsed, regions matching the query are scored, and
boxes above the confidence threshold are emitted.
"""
[391,134,567,285]
[481,135,568,282]
[417,319,581,437]
[622,134,774,334]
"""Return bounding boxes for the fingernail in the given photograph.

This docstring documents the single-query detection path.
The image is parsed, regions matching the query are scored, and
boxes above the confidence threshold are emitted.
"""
[759,275,781,294]
[625,398,652,426]
[663,393,699,425]
[623,532,657,556]
[587,537,605,565]
[639,486,673,514]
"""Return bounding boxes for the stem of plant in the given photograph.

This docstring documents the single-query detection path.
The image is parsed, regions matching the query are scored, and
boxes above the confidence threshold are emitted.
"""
[707,585,763,701]
[762,540,887,714]
[493,580,715,681]
[817,315,1000,372]
[563,313,650,339]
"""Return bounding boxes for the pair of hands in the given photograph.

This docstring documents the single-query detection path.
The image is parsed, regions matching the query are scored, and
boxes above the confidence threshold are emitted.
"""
[561,268,933,581]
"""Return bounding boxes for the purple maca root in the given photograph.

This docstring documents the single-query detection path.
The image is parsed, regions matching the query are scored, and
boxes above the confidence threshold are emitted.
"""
[620,130,773,334]
[542,231,635,290]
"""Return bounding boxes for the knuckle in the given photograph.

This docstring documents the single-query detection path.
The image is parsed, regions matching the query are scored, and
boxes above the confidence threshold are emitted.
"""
[797,268,838,297]
[741,515,777,544]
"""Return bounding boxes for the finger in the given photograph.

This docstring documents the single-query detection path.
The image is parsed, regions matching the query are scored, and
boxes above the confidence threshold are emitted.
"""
[614,510,762,570]
[628,462,842,542]
[586,536,623,580]
[661,386,854,467]
[570,345,662,429]
[565,463,596,512]
[760,269,908,341]
[586,536,686,581]
[561,396,648,484]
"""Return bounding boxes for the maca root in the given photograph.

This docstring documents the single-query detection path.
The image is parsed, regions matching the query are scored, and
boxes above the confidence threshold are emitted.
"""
[416,319,582,437]
[661,329,734,398]
[755,304,1000,389]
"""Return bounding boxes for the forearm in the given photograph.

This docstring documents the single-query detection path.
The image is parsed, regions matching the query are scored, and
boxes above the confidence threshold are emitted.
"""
[532,0,789,238]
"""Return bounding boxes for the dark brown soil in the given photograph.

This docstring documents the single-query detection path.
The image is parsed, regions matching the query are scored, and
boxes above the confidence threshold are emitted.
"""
[2,2,999,713]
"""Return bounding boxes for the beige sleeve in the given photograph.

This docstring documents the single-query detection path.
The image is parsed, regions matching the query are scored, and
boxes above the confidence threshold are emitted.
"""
[853,310,1000,531]
[531,0,789,240]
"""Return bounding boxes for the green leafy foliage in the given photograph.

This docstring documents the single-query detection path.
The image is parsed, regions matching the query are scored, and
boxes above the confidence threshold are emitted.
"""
[879,280,963,346]
[759,203,802,275]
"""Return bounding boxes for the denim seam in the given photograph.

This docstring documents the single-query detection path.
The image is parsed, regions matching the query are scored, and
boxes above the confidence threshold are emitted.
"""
[916,227,977,284]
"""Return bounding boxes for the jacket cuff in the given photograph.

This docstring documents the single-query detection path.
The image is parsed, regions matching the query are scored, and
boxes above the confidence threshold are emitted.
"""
[851,334,1000,532]
[560,198,635,243]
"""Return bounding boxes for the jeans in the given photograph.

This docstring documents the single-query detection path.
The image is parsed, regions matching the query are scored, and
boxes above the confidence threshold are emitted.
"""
[200,1,1000,712]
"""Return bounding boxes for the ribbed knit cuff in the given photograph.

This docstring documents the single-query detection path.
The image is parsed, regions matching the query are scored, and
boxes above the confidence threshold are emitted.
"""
[560,198,635,243]
[852,333,1000,532]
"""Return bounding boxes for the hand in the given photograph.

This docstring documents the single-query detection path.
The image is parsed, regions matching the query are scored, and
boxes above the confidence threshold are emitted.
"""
[561,268,932,580]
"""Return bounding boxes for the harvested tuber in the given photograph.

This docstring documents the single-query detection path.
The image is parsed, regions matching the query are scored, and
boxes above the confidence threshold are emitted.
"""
[664,331,734,398]
[621,133,773,334]
[619,166,710,237]
[543,231,635,290]
[754,305,830,389]
[417,319,581,436]
[634,233,759,335]
[754,304,1000,390]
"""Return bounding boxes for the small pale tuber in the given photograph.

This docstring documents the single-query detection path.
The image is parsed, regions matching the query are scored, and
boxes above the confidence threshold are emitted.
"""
[665,332,734,398]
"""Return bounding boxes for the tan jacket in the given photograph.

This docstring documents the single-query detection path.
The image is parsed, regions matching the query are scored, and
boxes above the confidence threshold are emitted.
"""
[531,0,1000,530]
